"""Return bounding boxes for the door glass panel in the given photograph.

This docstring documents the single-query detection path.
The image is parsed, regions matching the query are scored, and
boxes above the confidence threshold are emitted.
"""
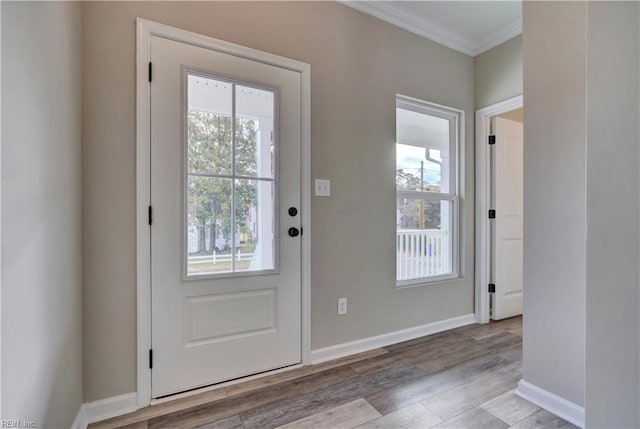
[235,85,275,178]
[187,176,233,275]
[234,179,275,271]
[187,75,233,175]
[186,73,278,277]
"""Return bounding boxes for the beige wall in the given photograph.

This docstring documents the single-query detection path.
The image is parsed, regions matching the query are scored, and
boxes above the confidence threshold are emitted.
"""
[585,2,639,426]
[523,4,640,423]
[475,35,522,109]
[523,1,587,407]
[498,108,523,123]
[82,1,475,401]
[2,2,83,427]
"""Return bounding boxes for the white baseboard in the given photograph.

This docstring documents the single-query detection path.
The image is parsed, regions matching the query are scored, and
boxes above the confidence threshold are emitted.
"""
[516,379,585,428]
[310,313,476,364]
[71,392,137,429]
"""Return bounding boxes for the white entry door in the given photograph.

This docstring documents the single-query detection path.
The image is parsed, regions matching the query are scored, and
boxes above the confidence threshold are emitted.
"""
[150,35,302,398]
[491,117,524,320]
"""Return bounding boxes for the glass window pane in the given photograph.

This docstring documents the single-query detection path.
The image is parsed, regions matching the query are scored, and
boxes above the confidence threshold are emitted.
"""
[187,176,233,275]
[396,198,453,281]
[187,74,233,175]
[234,179,275,271]
[396,107,451,193]
[396,144,445,193]
[235,85,275,179]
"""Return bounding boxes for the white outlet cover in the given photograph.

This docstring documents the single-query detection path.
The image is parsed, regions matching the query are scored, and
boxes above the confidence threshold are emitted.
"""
[337,297,347,315]
[315,179,331,197]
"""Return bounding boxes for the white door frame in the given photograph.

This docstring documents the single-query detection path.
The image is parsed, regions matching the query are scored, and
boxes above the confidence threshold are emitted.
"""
[135,18,312,408]
[475,95,522,324]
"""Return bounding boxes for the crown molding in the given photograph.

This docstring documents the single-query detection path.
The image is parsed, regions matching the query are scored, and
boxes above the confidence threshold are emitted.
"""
[339,0,476,56]
[475,18,522,55]
[338,1,522,57]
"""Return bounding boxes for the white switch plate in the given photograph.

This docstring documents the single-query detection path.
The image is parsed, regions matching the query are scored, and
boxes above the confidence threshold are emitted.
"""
[315,179,331,197]
[338,298,347,315]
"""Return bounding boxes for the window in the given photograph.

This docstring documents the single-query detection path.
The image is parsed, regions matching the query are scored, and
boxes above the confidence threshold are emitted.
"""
[396,96,460,286]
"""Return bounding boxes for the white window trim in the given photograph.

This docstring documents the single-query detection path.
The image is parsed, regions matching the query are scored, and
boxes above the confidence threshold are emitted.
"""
[395,95,462,288]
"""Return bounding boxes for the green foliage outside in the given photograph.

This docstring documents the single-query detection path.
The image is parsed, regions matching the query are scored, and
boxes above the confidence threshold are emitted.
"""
[188,110,260,255]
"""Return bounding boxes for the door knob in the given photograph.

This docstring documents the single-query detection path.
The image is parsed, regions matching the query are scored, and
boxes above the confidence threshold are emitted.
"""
[288,227,300,237]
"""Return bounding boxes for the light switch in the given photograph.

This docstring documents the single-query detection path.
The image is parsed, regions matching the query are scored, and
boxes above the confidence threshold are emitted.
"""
[315,179,331,197]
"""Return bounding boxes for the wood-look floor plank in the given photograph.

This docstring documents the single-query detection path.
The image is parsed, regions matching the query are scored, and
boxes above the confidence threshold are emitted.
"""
[394,335,482,369]
[90,388,228,429]
[275,398,381,429]
[240,363,428,429]
[194,415,244,429]
[355,403,442,429]
[510,409,579,429]
[508,325,523,336]
[383,330,455,353]
[420,362,522,420]
[389,333,475,360]
[454,316,522,341]
[226,349,387,397]
[480,389,539,425]
[115,420,149,429]
[148,365,360,429]
[365,353,513,415]
[349,352,411,375]
[434,407,509,429]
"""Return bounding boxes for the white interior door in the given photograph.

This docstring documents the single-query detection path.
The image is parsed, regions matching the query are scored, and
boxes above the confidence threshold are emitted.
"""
[150,35,302,398]
[491,117,524,320]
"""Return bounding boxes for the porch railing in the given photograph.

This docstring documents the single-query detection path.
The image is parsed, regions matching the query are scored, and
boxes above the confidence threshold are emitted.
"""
[397,229,450,281]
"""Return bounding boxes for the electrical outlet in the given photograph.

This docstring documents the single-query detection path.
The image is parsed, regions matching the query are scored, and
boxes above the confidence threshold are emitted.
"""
[338,298,347,315]
[315,179,331,197]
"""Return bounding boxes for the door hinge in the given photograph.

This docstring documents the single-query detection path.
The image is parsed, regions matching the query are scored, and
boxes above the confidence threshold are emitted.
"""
[488,283,496,293]
[488,209,496,219]
[149,349,153,369]
[148,206,153,225]
[488,135,496,145]
[148,62,153,82]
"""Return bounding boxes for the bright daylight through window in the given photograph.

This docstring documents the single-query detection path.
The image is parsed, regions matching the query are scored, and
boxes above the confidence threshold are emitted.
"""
[186,73,277,277]
[396,97,460,285]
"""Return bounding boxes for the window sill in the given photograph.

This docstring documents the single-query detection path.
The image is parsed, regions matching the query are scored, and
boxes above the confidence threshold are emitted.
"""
[396,273,461,289]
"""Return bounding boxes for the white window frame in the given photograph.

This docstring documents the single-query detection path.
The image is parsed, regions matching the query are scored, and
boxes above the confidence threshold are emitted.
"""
[395,95,461,287]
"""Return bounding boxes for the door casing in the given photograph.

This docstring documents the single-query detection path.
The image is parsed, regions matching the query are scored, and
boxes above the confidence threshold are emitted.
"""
[135,18,311,408]
[475,95,523,324]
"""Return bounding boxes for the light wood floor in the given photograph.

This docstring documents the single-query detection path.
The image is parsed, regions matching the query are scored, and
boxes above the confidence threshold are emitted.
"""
[91,316,577,429]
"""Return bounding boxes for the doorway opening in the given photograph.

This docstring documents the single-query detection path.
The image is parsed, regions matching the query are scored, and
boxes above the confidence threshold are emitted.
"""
[475,95,523,323]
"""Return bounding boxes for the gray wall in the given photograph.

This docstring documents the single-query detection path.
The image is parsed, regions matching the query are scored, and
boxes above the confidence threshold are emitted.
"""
[585,2,639,427]
[82,1,475,401]
[522,1,587,407]
[523,3,640,425]
[1,2,83,427]
[475,35,522,109]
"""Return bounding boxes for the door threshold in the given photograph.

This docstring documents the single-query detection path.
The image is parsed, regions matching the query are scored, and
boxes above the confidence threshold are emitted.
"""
[150,362,303,405]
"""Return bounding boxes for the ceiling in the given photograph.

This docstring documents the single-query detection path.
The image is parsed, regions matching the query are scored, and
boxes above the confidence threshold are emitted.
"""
[339,1,522,57]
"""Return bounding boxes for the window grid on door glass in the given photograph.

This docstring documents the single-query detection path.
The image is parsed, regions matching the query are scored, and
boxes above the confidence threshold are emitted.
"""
[185,72,277,278]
